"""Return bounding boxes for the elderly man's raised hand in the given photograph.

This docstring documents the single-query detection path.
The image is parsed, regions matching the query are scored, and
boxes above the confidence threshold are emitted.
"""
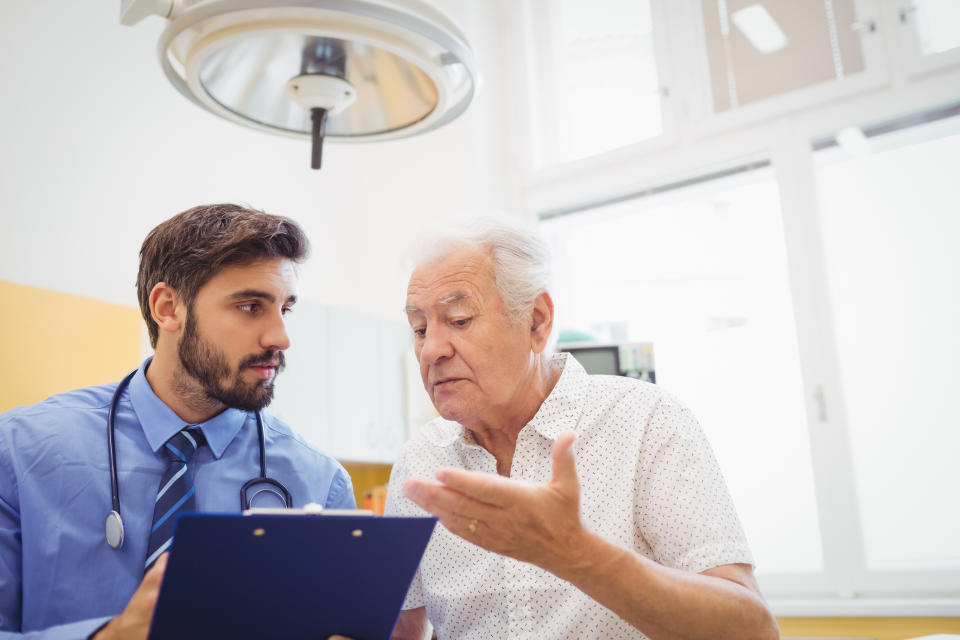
[403,431,590,572]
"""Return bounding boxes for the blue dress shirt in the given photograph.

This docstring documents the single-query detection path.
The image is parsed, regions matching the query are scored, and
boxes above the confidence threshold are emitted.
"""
[0,357,355,639]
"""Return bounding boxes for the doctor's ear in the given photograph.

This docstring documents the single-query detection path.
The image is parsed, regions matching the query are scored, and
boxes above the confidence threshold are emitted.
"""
[149,283,186,335]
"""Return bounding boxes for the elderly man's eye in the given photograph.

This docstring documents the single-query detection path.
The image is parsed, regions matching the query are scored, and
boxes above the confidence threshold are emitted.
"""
[412,327,426,337]
[452,318,471,327]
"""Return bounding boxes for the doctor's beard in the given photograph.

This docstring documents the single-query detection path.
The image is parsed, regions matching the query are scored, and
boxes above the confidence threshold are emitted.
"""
[176,313,286,411]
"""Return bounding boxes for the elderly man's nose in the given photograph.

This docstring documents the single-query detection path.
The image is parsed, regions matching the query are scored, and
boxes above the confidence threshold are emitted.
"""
[420,327,454,363]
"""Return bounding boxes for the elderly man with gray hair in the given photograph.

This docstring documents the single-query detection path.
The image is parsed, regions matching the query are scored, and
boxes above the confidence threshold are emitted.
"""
[385,221,778,640]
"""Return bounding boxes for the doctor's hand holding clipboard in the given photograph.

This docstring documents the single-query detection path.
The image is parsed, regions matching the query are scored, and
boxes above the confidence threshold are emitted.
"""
[92,554,168,640]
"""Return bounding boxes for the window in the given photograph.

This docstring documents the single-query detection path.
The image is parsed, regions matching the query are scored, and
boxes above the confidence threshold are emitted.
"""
[541,166,823,575]
[907,0,960,55]
[699,0,868,112]
[688,0,889,129]
[815,116,960,573]
[524,0,666,166]
[898,0,960,75]
[521,0,960,611]
[537,114,960,606]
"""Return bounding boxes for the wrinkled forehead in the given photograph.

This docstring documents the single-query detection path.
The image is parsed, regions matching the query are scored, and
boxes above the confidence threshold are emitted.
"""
[406,246,495,312]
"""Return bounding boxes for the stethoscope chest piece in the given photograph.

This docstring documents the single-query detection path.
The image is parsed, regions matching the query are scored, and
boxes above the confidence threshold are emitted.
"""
[105,510,125,550]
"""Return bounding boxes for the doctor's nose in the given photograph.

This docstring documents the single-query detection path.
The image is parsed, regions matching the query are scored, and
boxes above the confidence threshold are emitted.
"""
[261,310,291,352]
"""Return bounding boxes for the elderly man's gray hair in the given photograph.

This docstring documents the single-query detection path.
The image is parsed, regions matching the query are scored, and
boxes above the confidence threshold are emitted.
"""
[416,219,553,324]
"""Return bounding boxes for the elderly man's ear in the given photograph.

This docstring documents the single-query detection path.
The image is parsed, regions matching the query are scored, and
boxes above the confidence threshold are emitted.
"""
[530,292,555,354]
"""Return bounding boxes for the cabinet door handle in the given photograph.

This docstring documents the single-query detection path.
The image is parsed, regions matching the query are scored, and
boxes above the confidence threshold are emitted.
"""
[814,386,828,422]
[899,4,918,24]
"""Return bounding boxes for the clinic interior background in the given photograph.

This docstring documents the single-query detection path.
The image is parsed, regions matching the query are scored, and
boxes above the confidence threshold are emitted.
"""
[1,1,958,637]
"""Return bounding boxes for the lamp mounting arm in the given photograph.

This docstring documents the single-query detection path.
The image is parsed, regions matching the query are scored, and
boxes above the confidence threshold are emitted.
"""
[120,0,182,26]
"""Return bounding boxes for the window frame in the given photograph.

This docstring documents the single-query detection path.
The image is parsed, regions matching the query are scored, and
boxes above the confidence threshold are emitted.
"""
[519,0,678,174]
[533,127,960,613]
[685,0,890,137]
[513,0,960,614]
[893,0,960,78]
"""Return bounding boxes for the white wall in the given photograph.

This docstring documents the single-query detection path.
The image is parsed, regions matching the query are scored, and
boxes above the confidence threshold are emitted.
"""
[0,1,526,461]
[0,1,520,321]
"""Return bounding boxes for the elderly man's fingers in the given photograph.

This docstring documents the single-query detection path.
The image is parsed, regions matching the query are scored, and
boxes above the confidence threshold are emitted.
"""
[433,467,525,507]
[434,511,476,535]
[403,482,509,549]
[438,510,514,553]
[403,477,502,523]
[550,431,579,493]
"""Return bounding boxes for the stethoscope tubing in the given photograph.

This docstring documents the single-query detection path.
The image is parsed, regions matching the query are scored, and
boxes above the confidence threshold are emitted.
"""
[105,368,292,549]
[107,371,133,515]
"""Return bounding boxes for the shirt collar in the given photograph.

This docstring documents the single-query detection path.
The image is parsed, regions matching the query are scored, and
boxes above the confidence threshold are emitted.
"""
[128,356,249,459]
[525,352,587,441]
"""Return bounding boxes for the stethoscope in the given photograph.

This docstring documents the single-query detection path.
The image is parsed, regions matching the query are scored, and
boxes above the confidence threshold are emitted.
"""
[104,369,293,550]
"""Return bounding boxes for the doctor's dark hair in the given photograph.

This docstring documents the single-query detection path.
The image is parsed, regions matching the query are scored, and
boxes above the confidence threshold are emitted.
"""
[137,203,309,348]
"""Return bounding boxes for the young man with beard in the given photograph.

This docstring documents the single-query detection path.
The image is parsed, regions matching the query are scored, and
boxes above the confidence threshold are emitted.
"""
[0,204,355,640]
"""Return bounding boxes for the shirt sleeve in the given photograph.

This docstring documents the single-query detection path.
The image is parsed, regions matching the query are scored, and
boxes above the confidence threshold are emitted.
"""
[0,616,113,640]
[635,393,754,574]
[0,418,23,633]
[384,453,425,609]
[323,466,357,510]
[0,425,113,640]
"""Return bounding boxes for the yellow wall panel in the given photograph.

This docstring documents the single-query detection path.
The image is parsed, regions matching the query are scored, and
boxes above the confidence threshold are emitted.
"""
[777,617,960,639]
[0,280,142,412]
[341,461,393,511]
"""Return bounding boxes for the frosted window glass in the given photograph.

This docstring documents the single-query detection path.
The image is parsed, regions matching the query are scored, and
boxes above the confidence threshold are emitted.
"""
[816,121,960,571]
[542,170,821,574]
[914,0,960,55]
[529,0,663,165]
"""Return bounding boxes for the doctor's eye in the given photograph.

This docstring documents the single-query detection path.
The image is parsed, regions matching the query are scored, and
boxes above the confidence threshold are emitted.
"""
[237,302,261,314]
[281,306,294,316]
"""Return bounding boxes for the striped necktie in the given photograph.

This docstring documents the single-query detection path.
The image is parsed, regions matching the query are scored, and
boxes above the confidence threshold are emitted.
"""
[145,428,204,569]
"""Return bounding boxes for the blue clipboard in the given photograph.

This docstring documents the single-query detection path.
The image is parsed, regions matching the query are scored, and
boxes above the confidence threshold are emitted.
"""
[147,512,436,640]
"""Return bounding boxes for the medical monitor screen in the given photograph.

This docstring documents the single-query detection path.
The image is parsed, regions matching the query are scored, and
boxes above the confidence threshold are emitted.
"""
[566,346,620,376]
